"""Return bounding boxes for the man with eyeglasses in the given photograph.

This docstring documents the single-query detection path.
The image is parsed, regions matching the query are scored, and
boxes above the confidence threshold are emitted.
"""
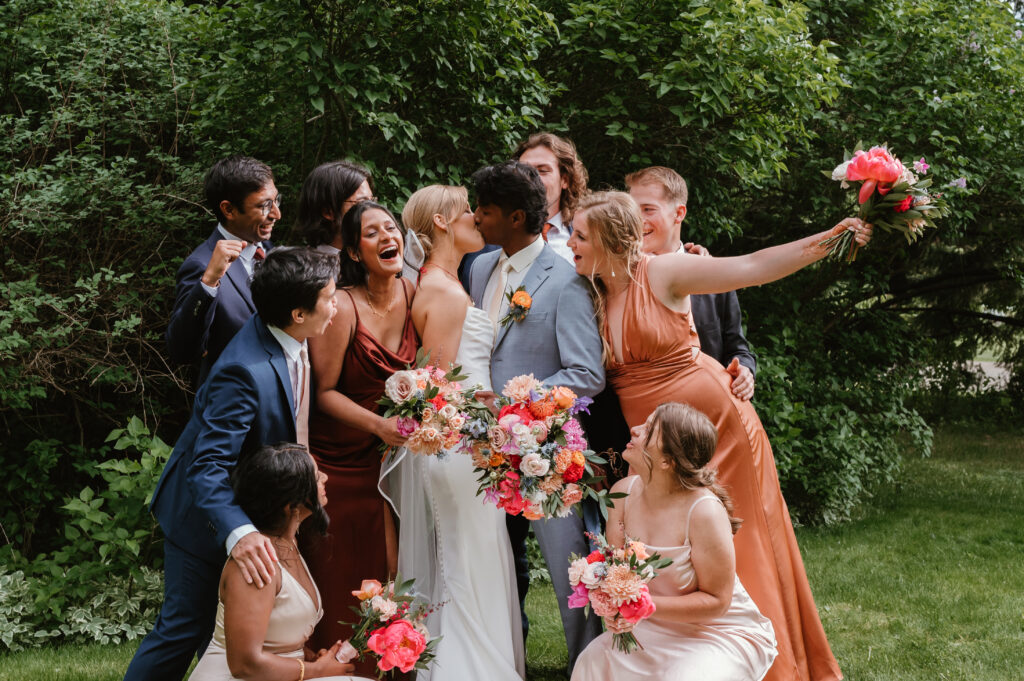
[167,155,282,387]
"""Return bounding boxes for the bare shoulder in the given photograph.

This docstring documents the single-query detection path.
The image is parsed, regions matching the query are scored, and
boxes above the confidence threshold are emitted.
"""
[611,474,640,497]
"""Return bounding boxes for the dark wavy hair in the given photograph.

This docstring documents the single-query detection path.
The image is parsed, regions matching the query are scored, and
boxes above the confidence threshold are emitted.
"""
[251,247,339,328]
[337,200,402,287]
[231,442,328,537]
[204,155,274,224]
[513,132,589,222]
[294,160,373,248]
[470,161,547,235]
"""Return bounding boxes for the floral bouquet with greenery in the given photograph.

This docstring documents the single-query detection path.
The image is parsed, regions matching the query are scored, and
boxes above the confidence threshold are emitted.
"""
[465,373,617,519]
[823,144,951,261]
[567,533,673,653]
[336,577,442,677]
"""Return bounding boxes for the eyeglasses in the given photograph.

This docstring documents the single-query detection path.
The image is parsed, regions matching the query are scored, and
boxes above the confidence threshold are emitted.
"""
[254,195,283,217]
[344,194,377,206]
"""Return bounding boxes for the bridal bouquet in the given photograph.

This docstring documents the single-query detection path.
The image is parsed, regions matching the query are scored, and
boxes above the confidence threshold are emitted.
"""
[337,577,441,676]
[467,373,615,519]
[824,144,950,262]
[567,533,673,653]
[377,355,484,459]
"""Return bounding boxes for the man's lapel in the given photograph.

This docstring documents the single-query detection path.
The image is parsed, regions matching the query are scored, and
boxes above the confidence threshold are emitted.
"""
[470,249,502,308]
[493,246,553,351]
[257,320,297,436]
[224,259,256,313]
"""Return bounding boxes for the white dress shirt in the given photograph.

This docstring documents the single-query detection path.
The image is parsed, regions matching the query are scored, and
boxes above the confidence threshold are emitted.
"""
[482,237,547,324]
[224,325,307,555]
[544,211,575,265]
[200,224,266,296]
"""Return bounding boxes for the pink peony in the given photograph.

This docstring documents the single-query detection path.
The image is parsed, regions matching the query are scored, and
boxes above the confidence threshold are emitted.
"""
[567,582,590,609]
[396,417,417,437]
[366,619,427,673]
[561,483,583,508]
[618,585,656,624]
[845,146,906,203]
[589,588,620,618]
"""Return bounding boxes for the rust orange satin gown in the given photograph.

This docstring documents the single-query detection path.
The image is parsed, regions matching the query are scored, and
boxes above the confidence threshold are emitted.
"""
[606,258,841,681]
[304,282,418,676]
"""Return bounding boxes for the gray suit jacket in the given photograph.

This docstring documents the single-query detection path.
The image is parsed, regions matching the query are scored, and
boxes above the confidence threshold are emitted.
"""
[469,244,605,398]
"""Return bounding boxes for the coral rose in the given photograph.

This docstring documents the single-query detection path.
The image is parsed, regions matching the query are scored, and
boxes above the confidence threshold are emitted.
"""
[351,579,384,601]
[561,483,583,508]
[366,619,427,673]
[498,403,533,427]
[845,146,905,203]
[625,540,649,561]
[550,386,577,409]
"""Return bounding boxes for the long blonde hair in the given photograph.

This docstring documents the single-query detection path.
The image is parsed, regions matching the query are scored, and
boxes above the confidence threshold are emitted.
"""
[575,191,645,366]
[401,185,468,258]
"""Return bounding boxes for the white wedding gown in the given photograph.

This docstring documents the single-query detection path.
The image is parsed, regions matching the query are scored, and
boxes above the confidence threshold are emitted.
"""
[380,305,525,681]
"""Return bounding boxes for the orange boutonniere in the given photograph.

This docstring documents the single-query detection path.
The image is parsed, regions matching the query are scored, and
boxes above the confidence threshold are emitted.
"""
[499,286,532,327]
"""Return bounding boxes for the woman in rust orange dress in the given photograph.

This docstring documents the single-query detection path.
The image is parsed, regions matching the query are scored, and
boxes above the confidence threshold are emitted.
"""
[305,200,417,675]
[566,191,871,681]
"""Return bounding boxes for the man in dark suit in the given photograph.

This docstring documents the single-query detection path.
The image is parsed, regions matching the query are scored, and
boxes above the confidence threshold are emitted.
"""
[166,156,281,387]
[124,247,339,681]
[626,166,758,397]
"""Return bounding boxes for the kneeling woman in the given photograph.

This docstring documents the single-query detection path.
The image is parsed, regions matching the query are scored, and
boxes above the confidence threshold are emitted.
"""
[573,403,777,681]
[189,443,372,681]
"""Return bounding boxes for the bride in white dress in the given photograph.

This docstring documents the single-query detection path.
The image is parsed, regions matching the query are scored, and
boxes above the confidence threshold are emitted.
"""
[380,185,525,681]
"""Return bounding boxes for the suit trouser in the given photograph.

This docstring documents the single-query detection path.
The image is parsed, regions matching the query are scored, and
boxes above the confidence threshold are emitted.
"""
[124,538,220,681]
[507,503,603,672]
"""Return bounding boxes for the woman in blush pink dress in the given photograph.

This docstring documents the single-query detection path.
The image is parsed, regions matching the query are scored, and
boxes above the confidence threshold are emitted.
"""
[572,403,776,681]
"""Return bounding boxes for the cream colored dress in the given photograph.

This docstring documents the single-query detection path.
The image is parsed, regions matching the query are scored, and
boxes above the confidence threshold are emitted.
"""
[572,479,778,681]
[189,555,371,681]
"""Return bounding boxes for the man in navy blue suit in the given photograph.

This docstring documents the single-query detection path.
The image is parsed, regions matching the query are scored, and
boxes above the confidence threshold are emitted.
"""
[166,156,282,387]
[124,247,339,681]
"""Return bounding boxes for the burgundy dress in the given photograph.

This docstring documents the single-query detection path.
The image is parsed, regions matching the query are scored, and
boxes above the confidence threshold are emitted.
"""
[305,281,418,671]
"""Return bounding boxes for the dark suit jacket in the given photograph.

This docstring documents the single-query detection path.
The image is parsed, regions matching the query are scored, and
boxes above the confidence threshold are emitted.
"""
[166,230,269,386]
[690,291,757,375]
[151,315,297,561]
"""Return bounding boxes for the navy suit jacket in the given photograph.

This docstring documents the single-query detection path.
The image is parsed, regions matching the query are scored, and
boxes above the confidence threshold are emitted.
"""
[166,229,269,386]
[690,291,757,375]
[151,315,297,561]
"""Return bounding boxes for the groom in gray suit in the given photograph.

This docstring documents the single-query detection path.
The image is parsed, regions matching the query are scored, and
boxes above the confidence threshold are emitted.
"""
[468,161,605,672]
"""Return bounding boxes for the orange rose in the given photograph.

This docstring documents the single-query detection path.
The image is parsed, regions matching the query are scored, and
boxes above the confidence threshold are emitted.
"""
[550,386,577,409]
[351,579,384,601]
[489,452,506,467]
[511,290,532,309]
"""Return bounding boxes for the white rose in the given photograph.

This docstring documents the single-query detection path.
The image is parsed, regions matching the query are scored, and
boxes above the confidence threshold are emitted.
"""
[370,595,398,621]
[568,557,589,586]
[520,452,551,478]
[448,414,466,431]
[439,404,458,421]
[581,561,607,587]
[384,371,417,404]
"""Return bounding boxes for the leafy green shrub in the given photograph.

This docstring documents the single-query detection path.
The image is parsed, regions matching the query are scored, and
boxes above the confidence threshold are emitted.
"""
[0,418,168,652]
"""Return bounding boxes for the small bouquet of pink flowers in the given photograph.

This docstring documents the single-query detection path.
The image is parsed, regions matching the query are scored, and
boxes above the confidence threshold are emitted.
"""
[824,144,950,261]
[465,373,616,519]
[567,533,672,653]
[377,352,485,459]
[337,577,441,677]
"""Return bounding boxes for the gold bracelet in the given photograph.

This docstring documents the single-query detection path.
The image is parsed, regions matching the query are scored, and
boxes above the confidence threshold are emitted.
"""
[297,658,305,681]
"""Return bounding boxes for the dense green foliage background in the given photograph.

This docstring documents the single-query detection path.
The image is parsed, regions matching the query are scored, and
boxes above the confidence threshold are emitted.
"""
[1,0,1021,650]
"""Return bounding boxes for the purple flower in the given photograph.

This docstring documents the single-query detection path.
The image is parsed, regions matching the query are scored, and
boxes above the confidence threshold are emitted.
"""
[1015,30,1022,40]
[570,396,594,415]
[913,158,929,174]
[948,177,967,189]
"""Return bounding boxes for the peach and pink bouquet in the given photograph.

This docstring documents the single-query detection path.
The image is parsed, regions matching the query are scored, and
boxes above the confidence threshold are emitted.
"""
[377,354,484,459]
[337,577,441,677]
[567,533,673,653]
[824,144,950,261]
[466,373,617,519]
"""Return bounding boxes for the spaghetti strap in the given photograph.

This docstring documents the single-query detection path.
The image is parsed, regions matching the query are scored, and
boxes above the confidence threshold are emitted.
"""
[401,278,413,309]
[683,494,721,545]
[343,288,360,323]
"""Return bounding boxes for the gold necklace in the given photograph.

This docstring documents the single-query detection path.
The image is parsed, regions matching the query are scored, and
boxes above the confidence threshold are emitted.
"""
[365,285,397,318]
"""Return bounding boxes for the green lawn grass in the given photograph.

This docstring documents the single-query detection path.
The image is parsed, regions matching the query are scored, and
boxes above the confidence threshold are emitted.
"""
[3,426,1022,681]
